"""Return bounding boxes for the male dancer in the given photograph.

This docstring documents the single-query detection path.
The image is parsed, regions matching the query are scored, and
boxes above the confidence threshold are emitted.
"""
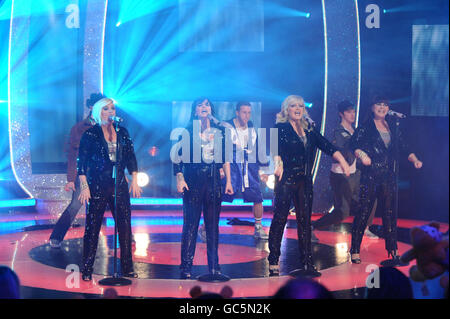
[312,101,378,238]
[49,93,105,248]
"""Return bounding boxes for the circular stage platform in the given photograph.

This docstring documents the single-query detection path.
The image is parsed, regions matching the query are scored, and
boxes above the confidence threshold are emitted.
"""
[0,210,447,298]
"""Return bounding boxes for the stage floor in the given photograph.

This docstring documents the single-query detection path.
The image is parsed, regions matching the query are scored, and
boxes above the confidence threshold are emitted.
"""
[0,210,447,299]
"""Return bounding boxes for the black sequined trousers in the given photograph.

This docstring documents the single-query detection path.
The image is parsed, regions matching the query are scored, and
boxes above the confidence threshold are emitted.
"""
[81,182,133,276]
[350,172,397,254]
[268,175,314,266]
[181,166,222,273]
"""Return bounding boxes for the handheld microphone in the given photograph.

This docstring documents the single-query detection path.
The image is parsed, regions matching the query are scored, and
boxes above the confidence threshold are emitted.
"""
[109,116,123,123]
[207,114,233,129]
[303,114,315,127]
[387,110,406,119]
[207,114,219,125]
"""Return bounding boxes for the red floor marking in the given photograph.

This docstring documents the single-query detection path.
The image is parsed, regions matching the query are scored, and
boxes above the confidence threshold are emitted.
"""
[0,210,446,298]
[123,243,268,265]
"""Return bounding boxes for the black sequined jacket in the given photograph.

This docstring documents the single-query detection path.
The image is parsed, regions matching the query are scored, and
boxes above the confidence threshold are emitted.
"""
[275,122,337,182]
[173,122,226,183]
[77,124,138,193]
[350,119,411,179]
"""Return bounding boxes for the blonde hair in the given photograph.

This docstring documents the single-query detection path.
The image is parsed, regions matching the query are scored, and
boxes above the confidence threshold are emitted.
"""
[92,98,114,125]
[276,95,310,130]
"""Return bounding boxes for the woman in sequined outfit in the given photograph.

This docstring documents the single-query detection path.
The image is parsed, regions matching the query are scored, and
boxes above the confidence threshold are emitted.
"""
[268,95,351,277]
[174,98,234,279]
[349,97,422,264]
[78,98,142,281]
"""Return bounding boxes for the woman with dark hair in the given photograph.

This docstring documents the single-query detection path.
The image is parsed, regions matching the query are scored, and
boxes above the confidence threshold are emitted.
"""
[78,98,142,281]
[268,95,351,277]
[349,97,423,264]
[174,98,234,279]
[312,100,378,238]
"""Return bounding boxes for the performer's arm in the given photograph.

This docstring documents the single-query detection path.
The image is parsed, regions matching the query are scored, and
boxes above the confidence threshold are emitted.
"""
[332,151,351,177]
[273,155,283,181]
[408,153,423,169]
[77,133,91,205]
[129,171,143,198]
[351,126,372,166]
[176,172,189,193]
[78,175,90,205]
[121,128,142,197]
[223,162,234,195]
[355,149,372,166]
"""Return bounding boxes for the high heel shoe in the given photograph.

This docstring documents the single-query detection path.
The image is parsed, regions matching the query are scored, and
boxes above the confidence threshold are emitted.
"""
[289,261,321,278]
[269,264,280,276]
[351,253,361,264]
[389,251,408,266]
[82,273,92,282]
[380,250,408,267]
[304,262,321,277]
[180,271,192,280]
[123,272,138,279]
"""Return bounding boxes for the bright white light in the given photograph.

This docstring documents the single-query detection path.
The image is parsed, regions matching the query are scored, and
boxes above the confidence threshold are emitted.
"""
[336,242,348,252]
[116,21,121,27]
[137,172,149,187]
[100,0,108,94]
[335,242,349,261]
[133,233,150,257]
[266,174,275,190]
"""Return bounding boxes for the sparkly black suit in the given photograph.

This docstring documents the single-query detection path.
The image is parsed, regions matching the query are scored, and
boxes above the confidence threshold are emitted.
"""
[349,119,410,255]
[173,123,225,274]
[77,124,138,276]
[268,122,337,267]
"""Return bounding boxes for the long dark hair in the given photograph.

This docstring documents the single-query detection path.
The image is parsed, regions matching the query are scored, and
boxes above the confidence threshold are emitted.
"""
[362,95,390,123]
[189,97,216,123]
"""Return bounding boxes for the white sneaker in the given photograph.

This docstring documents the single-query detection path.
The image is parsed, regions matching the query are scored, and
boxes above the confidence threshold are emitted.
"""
[198,224,207,242]
[364,229,379,239]
[254,224,268,240]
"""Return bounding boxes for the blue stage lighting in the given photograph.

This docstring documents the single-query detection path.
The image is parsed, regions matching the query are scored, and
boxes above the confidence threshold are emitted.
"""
[383,3,439,14]
[129,198,273,207]
[0,198,36,208]
[264,2,311,19]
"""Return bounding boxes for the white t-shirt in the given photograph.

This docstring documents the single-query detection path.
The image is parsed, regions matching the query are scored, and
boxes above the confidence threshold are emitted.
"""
[235,127,249,150]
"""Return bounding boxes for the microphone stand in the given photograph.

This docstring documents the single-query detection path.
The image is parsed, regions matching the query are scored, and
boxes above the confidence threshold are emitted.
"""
[380,116,408,267]
[99,120,132,286]
[197,120,230,283]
